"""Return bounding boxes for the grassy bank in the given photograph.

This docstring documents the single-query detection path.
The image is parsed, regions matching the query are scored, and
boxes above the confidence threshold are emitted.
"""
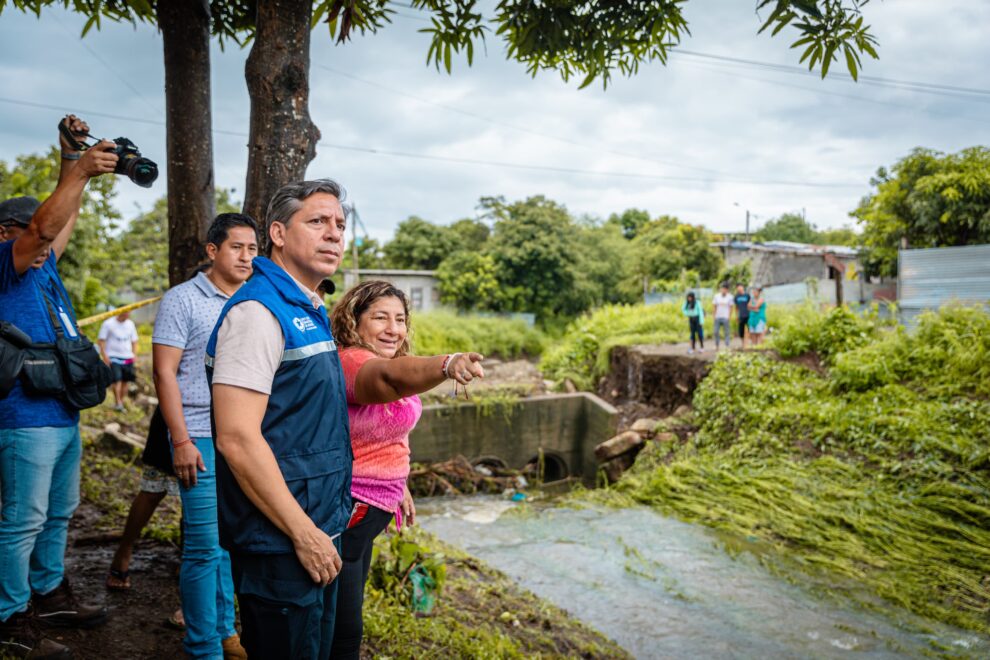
[363,531,629,659]
[412,310,547,359]
[541,300,805,389]
[541,302,684,389]
[587,305,990,635]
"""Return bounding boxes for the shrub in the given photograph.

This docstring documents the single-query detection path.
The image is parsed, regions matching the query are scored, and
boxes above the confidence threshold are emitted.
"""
[411,311,547,359]
[540,302,685,389]
[769,304,889,364]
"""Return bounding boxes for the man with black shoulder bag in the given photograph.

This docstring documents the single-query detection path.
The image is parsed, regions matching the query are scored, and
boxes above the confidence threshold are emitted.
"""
[0,114,118,660]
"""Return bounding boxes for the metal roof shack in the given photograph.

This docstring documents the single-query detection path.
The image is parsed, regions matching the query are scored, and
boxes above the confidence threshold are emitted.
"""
[712,240,864,304]
[342,268,441,311]
[713,240,861,284]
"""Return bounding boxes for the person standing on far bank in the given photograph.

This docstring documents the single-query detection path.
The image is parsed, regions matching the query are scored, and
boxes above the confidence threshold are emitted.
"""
[712,283,734,351]
[734,283,751,349]
[748,286,768,346]
[207,180,353,659]
[682,291,705,354]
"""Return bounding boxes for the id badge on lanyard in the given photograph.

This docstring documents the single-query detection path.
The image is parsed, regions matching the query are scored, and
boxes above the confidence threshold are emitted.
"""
[56,304,78,338]
[43,272,78,339]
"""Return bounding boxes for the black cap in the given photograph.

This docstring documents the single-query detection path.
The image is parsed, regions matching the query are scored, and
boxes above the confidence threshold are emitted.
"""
[0,196,40,228]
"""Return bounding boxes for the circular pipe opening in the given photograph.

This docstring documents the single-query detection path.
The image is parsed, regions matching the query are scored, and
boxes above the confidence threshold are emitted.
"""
[525,451,569,483]
[471,455,508,476]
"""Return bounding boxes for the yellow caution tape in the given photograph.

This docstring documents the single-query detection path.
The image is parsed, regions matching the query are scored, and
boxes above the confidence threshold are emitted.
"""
[77,296,162,328]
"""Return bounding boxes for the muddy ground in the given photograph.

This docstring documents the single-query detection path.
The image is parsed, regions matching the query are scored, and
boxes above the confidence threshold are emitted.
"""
[58,505,184,659]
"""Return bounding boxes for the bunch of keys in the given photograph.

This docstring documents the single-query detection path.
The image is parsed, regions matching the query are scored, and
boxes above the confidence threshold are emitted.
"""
[450,380,470,401]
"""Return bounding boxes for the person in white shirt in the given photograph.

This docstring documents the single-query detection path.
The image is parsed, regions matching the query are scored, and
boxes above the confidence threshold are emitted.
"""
[97,310,140,410]
[712,283,734,350]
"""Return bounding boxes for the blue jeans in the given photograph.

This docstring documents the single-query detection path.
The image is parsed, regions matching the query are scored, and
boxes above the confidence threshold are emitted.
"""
[714,317,731,347]
[174,437,237,659]
[0,425,81,621]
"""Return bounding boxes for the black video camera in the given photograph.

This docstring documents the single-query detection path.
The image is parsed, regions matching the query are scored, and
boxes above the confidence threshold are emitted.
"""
[57,121,158,188]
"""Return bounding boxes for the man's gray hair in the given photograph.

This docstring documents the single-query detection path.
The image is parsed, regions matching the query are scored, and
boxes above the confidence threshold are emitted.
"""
[265,178,347,229]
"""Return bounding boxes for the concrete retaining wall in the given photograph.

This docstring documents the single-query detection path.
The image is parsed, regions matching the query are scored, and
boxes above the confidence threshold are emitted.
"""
[409,393,618,483]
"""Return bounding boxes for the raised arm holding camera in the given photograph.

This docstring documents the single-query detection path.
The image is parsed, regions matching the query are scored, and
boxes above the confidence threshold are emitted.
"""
[0,115,119,660]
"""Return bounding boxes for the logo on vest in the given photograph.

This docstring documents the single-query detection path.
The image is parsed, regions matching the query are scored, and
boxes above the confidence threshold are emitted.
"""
[292,316,317,332]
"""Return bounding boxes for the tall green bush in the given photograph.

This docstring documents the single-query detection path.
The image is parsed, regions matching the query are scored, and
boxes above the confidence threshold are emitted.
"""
[540,302,686,389]
[411,311,546,359]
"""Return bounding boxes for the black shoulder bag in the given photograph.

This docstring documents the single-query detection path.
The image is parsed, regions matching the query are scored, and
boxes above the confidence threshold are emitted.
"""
[34,286,112,411]
[0,321,31,398]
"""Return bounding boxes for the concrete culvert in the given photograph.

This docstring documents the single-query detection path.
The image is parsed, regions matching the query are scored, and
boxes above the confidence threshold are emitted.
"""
[525,451,569,483]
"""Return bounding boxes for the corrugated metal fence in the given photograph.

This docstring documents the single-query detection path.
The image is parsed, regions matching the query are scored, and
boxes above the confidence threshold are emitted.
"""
[898,244,990,325]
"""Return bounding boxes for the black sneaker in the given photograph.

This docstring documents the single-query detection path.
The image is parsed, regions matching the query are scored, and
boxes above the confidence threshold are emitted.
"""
[32,579,108,629]
[0,609,72,659]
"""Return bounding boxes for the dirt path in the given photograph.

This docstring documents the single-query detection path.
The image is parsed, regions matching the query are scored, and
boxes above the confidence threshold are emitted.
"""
[58,504,184,659]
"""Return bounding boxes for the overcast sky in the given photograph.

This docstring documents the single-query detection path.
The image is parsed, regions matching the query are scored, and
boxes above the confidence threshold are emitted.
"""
[0,1,987,241]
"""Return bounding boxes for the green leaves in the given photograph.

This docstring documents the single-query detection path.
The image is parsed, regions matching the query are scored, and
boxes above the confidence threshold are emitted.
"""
[854,146,990,277]
[382,215,459,270]
[414,0,487,74]
[321,0,394,44]
[369,533,448,610]
[766,0,880,79]
[5,0,884,87]
[493,0,690,89]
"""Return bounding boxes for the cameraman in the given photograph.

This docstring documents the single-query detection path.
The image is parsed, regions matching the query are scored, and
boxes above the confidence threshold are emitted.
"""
[0,115,117,660]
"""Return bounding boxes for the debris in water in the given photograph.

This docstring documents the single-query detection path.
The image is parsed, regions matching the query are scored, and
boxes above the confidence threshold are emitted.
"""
[408,455,523,497]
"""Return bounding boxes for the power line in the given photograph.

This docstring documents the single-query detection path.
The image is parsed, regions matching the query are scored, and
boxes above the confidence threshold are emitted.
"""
[314,63,731,177]
[671,49,990,101]
[49,12,165,118]
[679,60,990,126]
[0,96,865,189]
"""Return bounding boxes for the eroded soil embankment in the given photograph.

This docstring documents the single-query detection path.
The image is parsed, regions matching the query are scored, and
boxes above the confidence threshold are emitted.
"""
[600,344,714,427]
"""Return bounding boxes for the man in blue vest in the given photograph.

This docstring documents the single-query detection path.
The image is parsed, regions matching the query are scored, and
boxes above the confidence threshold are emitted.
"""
[207,179,352,659]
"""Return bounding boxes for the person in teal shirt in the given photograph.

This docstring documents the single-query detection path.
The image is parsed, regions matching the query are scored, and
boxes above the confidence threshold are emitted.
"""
[682,292,705,354]
[747,286,768,346]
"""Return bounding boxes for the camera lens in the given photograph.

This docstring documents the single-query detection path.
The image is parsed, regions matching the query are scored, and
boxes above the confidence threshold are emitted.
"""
[127,157,158,188]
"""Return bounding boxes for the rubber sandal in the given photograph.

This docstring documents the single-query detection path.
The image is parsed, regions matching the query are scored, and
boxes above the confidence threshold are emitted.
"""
[165,611,186,631]
[105,568,131,591]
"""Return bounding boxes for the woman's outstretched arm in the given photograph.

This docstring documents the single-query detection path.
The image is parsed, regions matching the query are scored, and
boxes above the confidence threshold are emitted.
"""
[352,352,484,405]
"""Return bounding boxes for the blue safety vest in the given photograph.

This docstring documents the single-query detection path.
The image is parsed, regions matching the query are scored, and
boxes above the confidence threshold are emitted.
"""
[206,257,352,554]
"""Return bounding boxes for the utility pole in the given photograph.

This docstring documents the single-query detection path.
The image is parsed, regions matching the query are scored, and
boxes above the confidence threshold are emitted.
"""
[348,203,362,291]
[745,209,750,241]
[351,209,360,275]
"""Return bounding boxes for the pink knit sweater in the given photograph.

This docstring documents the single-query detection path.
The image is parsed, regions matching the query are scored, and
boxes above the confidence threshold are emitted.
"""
[340,347,422,514]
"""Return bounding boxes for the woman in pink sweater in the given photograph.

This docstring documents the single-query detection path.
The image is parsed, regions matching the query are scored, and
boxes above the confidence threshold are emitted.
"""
[328,280,484,658]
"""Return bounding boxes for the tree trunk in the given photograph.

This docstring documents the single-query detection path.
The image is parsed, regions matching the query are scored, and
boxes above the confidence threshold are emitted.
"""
[243,0,321,247]
[158,0,215,287]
